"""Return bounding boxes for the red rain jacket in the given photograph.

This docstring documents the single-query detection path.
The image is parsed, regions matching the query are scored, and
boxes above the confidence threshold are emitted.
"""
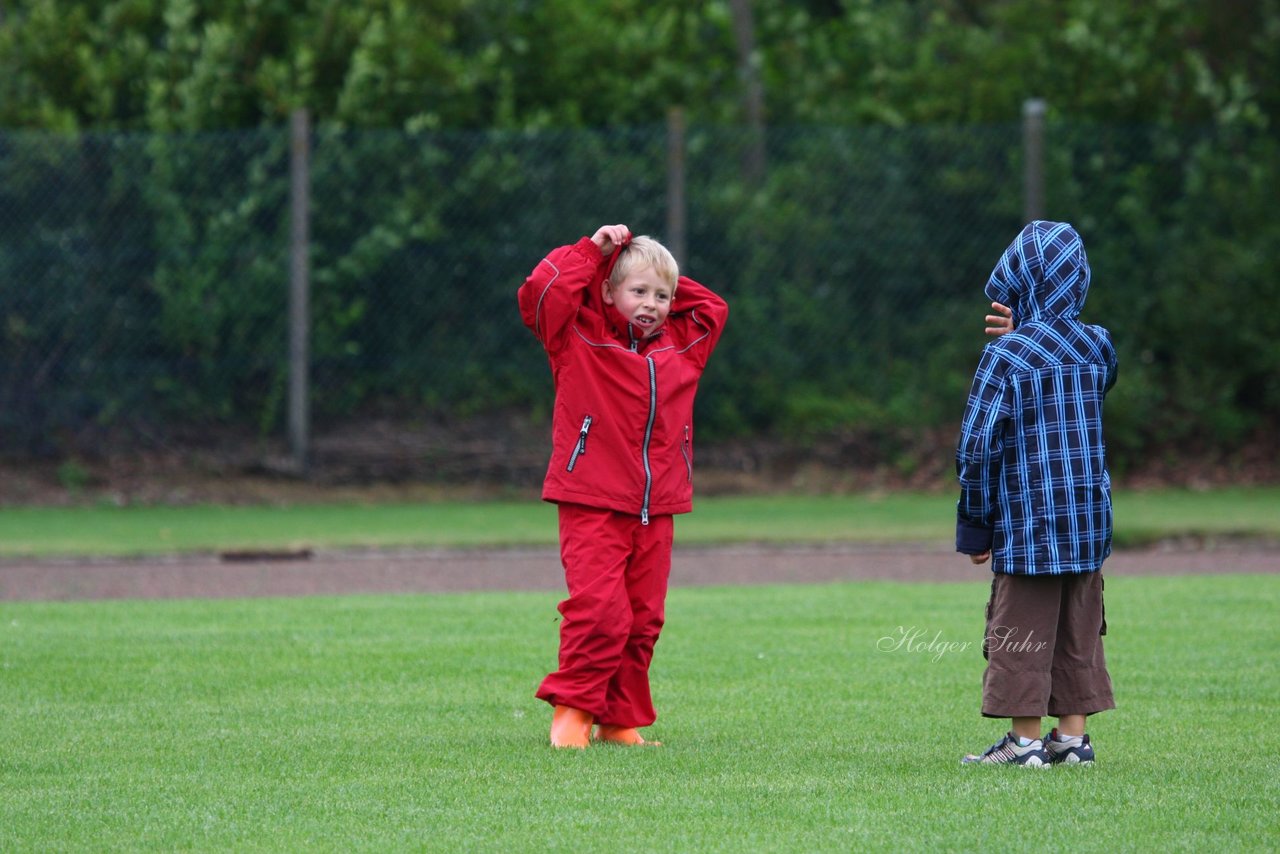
[518,236,728,522]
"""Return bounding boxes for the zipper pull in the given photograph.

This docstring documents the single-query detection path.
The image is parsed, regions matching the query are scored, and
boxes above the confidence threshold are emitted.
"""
[566,415,593,472]
[641,509,650,526]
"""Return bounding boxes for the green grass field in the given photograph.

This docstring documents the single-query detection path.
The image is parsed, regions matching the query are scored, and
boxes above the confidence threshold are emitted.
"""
[2,487,1279,557]
[2,574,1277,850]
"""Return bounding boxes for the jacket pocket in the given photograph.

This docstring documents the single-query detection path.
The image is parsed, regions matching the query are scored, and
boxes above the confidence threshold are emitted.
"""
[566,415,593,472]
[680,425,693,484]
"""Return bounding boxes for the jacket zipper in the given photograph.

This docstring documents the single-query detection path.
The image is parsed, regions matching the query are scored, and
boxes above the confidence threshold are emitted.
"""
[628,323,657,526]
[681,425,692,484]
[566,414,593,472]
[640,356,657,525]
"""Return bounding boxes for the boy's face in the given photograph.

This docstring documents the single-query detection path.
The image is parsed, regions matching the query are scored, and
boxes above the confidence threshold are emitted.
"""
[603,265,673,337]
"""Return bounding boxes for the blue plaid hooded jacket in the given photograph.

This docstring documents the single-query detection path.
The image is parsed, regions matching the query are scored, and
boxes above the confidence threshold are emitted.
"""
[956,221,1118,575]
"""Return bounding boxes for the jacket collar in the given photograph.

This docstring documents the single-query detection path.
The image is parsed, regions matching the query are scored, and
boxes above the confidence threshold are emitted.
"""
[604,301,667,352]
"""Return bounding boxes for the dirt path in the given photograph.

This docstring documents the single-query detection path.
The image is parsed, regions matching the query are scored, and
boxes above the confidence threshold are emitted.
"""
[1,543,1275,602]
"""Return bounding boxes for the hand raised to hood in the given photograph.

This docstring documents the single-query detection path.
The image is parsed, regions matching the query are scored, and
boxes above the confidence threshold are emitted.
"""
[591,224,631,256]
[984,302,1015,337]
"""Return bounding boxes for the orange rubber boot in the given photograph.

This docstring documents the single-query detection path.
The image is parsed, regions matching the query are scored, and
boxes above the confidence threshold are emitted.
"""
[593,725,661,746]
[549,705,594,749]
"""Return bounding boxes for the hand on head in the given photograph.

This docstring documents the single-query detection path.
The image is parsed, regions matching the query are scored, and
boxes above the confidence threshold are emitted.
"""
[591,224,631,256]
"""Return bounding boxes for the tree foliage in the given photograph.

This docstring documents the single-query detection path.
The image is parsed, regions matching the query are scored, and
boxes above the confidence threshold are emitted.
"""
[1,0,1276,469]
[5,1,1273,131]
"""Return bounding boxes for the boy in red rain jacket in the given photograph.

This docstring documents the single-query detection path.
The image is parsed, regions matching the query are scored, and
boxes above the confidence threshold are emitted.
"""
[517,224,728,748]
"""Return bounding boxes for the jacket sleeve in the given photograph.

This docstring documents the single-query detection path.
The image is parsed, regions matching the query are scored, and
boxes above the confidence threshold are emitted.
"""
[955,346,1011,554]
[517,237,604,352]
[1103,332,1119,394]
[670,275,729,370]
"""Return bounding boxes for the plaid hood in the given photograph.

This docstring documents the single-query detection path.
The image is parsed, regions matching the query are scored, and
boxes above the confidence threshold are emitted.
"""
[984,220,1090,326]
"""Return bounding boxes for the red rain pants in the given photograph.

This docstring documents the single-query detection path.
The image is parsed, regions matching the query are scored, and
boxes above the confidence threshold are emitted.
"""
[535,502,674,727]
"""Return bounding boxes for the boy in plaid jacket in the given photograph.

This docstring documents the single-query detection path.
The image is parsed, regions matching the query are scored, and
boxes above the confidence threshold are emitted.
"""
[956,221,1118,766]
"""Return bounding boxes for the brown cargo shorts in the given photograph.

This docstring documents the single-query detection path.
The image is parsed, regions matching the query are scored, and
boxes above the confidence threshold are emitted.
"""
[981,571,1115,719]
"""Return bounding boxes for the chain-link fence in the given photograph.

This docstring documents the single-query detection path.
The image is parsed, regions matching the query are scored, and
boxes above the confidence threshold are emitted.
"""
[2,116,1276,479]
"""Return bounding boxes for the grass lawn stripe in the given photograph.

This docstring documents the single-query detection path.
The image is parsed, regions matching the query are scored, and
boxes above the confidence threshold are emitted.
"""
[1,487,1278,557]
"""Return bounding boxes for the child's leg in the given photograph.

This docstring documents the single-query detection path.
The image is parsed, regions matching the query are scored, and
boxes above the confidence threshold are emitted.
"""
[963,575,1066,762]
[1011,717,1043,741]
[980,574,1061,721]
[535,504,637,719]
[598,514,674,730]
[1041,572,1111,764]
[1045,714,1095,763]
[1056,714,1087,737]
[1046,571,1114,722]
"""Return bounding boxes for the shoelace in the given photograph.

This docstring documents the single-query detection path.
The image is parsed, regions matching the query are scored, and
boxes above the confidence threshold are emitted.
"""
[981,736,1019,762]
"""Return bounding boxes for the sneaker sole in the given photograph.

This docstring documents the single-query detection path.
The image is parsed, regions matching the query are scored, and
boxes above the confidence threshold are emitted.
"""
[960,756,1052,767]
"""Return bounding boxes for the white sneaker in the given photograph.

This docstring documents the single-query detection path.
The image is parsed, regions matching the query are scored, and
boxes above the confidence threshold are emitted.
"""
[961,732,1051,766]
[1045,728,1095,765]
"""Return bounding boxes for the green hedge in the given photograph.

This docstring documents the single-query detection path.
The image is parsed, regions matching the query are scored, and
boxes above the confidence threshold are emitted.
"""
[1,120,1275,472]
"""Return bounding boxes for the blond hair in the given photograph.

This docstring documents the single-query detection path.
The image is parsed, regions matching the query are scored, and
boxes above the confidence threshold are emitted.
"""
[608,236,679,292]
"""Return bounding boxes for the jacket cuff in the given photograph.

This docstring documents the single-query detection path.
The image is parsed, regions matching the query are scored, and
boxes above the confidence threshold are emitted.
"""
[575,236,604,261]
[956,518,994,554]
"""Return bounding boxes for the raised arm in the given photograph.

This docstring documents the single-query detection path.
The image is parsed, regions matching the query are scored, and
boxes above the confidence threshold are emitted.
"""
[669,275,729,368]
[517,225,631,350]
[517,239,603,350]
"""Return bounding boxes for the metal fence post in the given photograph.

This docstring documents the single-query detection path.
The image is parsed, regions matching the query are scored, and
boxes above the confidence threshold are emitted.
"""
[288,108,311,474]
[1023,98,1046,222]
[666,106,687,269]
